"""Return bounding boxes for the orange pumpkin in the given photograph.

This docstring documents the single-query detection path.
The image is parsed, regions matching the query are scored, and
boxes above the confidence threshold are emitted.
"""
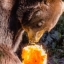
[21,45,47,64]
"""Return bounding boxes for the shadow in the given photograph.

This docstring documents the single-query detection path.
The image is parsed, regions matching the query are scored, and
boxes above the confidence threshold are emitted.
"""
[9,0,21,36]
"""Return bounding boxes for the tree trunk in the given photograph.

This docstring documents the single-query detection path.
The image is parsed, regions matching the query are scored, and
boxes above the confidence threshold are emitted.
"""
[0,0,14,47]
[0,0,22,64]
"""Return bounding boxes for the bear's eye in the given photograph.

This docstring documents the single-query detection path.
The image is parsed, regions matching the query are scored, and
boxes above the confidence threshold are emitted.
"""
[37,20,45,27]
[37,22,42,27]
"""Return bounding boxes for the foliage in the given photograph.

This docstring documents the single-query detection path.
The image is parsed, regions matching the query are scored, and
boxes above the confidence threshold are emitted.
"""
[48,13,64,61]
[55,13,64,35]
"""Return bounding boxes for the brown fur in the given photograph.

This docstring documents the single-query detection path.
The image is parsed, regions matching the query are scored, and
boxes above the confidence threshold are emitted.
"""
[21,0,64,43]
[13,0,64,52]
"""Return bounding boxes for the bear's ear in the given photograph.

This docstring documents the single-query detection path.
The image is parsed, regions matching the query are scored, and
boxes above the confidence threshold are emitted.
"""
[43,0,47,4]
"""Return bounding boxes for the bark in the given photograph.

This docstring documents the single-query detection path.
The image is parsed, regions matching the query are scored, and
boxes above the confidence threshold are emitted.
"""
[0,0,22,64]
[0,0,14,47]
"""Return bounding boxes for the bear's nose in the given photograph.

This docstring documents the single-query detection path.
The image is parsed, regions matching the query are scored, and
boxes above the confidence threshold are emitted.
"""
[26,28,46,43]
